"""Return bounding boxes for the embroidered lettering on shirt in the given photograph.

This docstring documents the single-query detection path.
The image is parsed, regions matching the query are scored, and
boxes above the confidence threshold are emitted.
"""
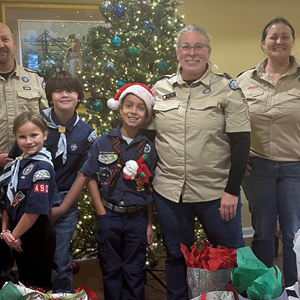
[247,85,258,90]
[34,184,49,193]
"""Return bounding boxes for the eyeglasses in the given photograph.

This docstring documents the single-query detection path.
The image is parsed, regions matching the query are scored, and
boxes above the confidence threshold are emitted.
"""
[178,43,209,54]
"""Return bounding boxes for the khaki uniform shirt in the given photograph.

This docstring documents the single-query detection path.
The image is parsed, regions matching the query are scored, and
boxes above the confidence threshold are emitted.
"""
[237,56,300,161]
[0,62,48,154]
[150,65,250,203]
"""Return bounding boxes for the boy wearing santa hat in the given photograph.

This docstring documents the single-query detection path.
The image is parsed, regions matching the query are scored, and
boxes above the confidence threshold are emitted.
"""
[80,83,157,300]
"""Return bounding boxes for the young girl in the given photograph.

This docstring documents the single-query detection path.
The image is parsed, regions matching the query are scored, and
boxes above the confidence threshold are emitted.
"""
[0,112,56,289]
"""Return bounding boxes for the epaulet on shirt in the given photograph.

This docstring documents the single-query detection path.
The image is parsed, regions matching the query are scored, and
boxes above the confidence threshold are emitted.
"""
[236,67,255,78]
[157,73,176,81]
[23,67,43,77]
[215,72,234,79]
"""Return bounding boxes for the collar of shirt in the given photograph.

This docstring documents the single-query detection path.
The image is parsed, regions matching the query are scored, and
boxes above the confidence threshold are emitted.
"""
[50,108,78,132]
[108,123,150,145]
[175,63,213,88]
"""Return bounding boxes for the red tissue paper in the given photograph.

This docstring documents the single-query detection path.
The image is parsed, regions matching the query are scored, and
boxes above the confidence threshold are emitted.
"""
[180,241,237,271]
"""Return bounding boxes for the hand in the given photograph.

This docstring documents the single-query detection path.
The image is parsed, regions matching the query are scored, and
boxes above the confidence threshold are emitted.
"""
[218,192,238,221]
[147,224,154,245]
[0,153,13,168]
[2,232,23,252]
[244,164,251,176]
[49,206,64,222]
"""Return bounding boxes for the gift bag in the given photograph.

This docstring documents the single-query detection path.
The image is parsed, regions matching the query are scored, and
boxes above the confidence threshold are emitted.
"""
[181,242,237,299]
[187,267,235,298]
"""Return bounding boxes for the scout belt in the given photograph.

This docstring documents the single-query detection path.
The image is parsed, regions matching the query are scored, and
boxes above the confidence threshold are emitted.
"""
[102,198,144,213]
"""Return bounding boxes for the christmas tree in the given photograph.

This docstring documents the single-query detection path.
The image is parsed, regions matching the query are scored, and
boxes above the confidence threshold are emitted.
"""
[70,0,206,264]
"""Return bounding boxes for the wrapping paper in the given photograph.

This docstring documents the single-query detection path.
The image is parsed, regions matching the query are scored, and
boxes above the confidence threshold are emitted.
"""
[191,291,235,300]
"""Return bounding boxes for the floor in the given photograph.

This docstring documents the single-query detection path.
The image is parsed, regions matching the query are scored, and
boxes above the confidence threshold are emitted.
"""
[72,237,284,300]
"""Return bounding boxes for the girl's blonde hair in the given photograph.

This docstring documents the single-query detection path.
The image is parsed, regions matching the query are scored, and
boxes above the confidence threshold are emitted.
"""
[13,112,47,135]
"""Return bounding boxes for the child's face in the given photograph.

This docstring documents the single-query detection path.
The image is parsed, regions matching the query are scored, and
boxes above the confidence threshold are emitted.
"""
[16,122,47,156]
[51,90,79,112]
[119,94,147,130]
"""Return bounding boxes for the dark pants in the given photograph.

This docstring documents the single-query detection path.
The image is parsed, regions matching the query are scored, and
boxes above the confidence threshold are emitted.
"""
[13,215,56,289]
[96,206,148,300]
[154,190,244,300]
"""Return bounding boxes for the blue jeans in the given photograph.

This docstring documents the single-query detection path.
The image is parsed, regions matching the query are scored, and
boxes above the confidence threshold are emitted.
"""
[242,156,300,287]
[154,191,244,300]
[96,206,148,300]
[52,191,78,292]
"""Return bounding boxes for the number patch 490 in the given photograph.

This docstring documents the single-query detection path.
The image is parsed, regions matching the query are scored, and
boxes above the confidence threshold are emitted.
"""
[34,184,49,193]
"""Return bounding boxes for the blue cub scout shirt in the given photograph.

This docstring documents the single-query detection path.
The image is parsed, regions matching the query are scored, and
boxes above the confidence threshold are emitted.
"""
[80,124,157,206]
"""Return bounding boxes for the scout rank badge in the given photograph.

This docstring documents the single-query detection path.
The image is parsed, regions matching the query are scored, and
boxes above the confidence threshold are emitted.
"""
[98,152,118,164]
[13,191,25,207]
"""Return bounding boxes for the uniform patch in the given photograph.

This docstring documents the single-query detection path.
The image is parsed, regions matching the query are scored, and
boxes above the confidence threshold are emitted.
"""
[98,153,118,164]
[88,130,97,143]
[23,86,31,90]
[34,184,49,193]
[203,88,211,94]
[144,144,151,153]
[96,167,113,185]
[229,80,239,90]
[22,76,29,82]
[23,163,34,176]
[33,170,51,182]
[15,191,25,201]
[42,80,46,89]
[162,92,176,100]
[71,143,78,151]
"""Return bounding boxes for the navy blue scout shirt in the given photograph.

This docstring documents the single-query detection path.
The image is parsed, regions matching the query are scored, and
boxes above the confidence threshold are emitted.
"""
[41,109,96,192]
[1,158,56,222]
[80,123,157,206]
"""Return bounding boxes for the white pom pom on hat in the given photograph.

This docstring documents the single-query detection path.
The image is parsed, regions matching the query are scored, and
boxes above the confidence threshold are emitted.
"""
[107,83,154,121]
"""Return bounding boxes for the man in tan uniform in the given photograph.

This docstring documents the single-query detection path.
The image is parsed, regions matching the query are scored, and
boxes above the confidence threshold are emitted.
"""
[0,23,48,170]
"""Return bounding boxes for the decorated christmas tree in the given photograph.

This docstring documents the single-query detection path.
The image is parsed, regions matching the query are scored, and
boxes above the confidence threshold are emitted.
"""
[70,0,206,265]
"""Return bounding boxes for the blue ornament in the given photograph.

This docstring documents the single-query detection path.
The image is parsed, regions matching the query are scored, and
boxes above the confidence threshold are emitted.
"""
[112,36,121,47]
[85,97,94,109]
[103,61,115,75]
[117,80,126,88]
[100,1,112,14]
[102,131,109,135]
[92,101,103,112]
[112,4,125,18]
[143,21,153,31]
[156,59,167,71]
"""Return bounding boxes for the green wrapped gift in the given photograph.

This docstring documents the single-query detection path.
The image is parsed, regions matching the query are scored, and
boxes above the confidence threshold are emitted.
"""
[0,281,24,300]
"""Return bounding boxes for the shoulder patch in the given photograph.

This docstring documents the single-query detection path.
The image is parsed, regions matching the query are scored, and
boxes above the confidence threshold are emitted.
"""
[87,130,97,143]
[229,80,240,91]
[33,169,51,182]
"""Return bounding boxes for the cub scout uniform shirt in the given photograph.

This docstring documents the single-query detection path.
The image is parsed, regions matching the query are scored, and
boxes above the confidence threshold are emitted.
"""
[237,56,300,161]
[149,65,250,203]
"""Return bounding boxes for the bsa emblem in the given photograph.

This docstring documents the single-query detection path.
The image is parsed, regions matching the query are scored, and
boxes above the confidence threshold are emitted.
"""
[71,144,78,151]
[203,88,211,94]
[144,144,151,154]
[22,163,34,176]
[22,76,29,83]
[229,80,239,90]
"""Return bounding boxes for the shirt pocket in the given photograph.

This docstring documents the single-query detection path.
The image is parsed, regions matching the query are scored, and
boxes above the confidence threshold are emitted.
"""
[243,87,266,112]
[189,101,224,130]
[153,100,180,131]
[67,141,84,155]
[17,90,41,112]
[286,88,300,111]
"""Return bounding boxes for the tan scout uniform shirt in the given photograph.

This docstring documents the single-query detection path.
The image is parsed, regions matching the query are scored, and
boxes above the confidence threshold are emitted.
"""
[237,56,300,162]
[151,65,250,203]
[0,62,48,154]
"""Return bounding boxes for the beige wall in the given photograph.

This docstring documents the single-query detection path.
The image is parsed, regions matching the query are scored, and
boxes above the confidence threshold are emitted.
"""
[3,0,299,227]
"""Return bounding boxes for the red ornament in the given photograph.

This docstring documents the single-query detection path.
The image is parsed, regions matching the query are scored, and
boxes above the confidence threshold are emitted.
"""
[139,0,149,12]
[72,261,80,275]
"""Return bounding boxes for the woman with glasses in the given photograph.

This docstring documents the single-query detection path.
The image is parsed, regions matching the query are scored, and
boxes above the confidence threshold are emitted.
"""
[148,24,251,300]
[237,17,300,287]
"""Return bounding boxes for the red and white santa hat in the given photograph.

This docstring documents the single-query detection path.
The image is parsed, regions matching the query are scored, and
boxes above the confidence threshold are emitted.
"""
[107,83,154,121]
